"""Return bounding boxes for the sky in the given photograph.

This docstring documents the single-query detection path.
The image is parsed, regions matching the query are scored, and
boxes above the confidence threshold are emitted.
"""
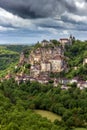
[0,0,87,44]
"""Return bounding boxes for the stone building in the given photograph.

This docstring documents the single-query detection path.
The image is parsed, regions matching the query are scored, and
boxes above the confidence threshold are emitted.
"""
[50,56,64,72]
[33,55,41,63]
[20,40,67,78]
[41,40,52,47]
[59,38,70,48]
[59,35,73,48]
[41,62,51,72]
[30,65,41,78]
[83,58,87,66]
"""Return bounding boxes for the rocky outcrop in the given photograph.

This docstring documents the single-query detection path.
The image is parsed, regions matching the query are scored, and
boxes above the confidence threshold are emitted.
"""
[19,52,28,65]
[28,41,66,78]
[18,41,67,79]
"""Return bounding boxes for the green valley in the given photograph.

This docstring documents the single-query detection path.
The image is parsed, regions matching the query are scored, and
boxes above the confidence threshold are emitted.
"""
[0,0,87,129]
[0,45,31,77]
[0,40,87,130]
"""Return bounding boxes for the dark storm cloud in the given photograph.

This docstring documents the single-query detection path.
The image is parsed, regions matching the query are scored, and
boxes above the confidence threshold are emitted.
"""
[39,24,87,32]
[0,0,77,18]
[40,24,66,30]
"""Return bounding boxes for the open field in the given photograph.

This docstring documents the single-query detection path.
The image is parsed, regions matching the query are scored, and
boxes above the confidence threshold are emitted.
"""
[74,128,87,130]
[35,110,87,130]
[34,110,62,122]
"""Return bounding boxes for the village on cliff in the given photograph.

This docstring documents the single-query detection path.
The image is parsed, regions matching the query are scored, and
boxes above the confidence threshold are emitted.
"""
[2,35,87,90]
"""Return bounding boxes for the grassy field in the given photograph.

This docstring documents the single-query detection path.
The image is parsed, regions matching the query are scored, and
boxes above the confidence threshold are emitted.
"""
[34,110,87,130]
[74,128,87,130]
[34,110,62,122]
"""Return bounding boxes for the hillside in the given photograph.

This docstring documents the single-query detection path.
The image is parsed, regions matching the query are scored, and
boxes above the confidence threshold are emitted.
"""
[0,40,87,130]
[64,40,87,79]
[0,46,19,70]
[16,40,66,79]
[0,78,87,130]
[13,40,87,85]
[0,45,32,77]
[0,82,60,130]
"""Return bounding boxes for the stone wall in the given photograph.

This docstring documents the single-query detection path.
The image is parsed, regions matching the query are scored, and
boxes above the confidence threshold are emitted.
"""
[41,62,51,72]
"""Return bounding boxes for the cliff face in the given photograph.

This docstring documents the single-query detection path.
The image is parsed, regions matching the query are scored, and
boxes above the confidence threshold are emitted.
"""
[18,41,67,78]
[28,42,66,78]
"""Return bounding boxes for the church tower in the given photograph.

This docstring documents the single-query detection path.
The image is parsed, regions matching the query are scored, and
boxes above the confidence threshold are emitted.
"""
[69,35,73,45]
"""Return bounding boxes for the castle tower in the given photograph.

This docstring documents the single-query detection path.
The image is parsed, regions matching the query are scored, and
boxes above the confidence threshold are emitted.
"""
[69,35,75,44]
[69,35,73,45]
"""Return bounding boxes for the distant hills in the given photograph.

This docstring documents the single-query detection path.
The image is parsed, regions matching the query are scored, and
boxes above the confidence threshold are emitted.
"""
[0,45,31,77]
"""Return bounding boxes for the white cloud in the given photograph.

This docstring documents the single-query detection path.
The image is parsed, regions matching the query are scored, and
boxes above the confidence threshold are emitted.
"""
[0,26,15,31]
[62,11,87,23]
[62,30,69,35]
[38,26,59,35]
[0,7,35,29]
[0,6,87,34]
[75,1,85,9]
[59,30,69,36]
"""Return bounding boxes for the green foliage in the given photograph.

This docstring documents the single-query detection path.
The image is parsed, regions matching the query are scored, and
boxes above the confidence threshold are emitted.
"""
[34,42,42,49]
[0,41,87,129]
[64,40,87,79]
[65,40,87,67]
[0,80,87,129]
[25,63,31,69]
[0,80,62,130]
[51,40,60,46]
[0,46,19,70]
[6,45,30,53]
[0,45,32,77]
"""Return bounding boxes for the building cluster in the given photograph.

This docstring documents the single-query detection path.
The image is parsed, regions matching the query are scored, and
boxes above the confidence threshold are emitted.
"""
[60,78,87,90]
[2,72,87,90]
[1,35,87,90]
[29,41,66,78]
[59,35,74,48]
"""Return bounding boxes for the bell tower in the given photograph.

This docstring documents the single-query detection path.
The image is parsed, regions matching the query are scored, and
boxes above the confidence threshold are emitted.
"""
[69,34,73,45]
